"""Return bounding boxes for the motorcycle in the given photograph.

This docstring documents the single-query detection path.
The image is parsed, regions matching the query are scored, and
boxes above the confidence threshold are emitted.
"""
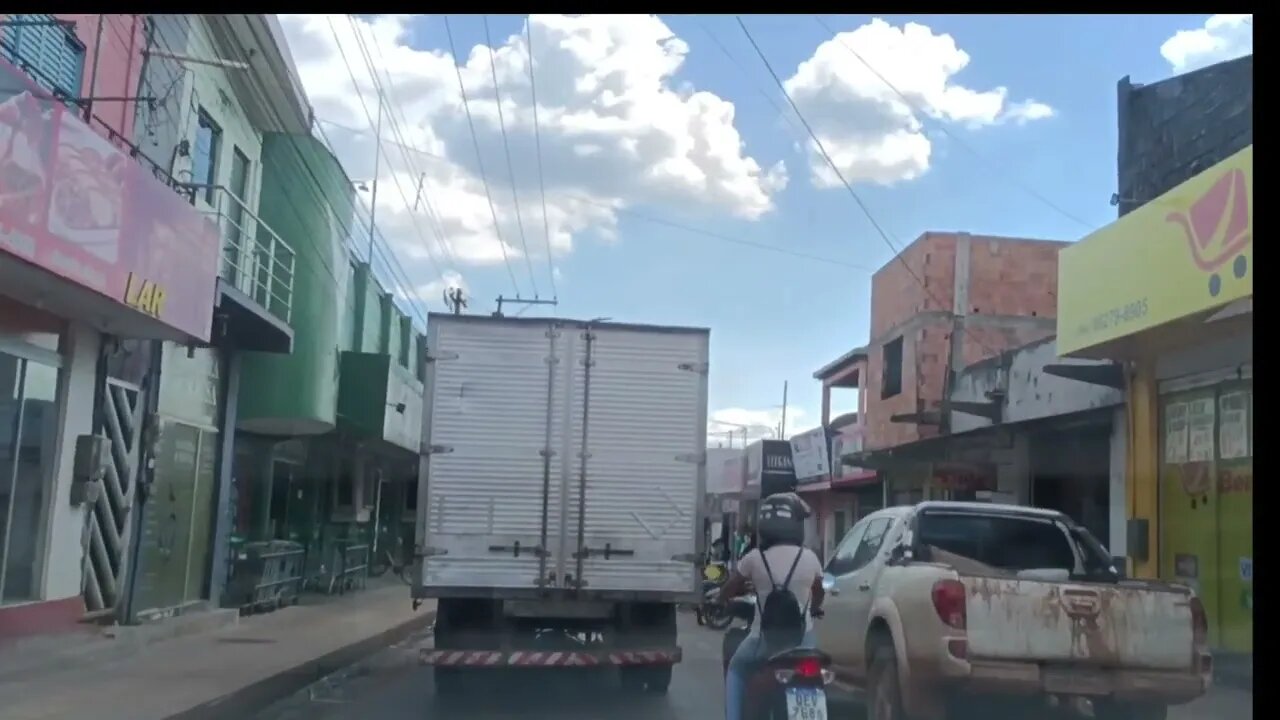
[696,561,733,630]
[721,595,833,720]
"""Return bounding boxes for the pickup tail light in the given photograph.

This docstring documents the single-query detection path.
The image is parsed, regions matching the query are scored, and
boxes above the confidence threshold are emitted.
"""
[931,579,967,629]
[1190,596,1208,646]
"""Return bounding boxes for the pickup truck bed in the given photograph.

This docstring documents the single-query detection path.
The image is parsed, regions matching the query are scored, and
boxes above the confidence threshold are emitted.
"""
[817,502,1211,720]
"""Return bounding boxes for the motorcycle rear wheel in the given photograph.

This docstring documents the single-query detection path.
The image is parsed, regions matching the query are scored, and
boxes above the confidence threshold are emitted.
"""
[705,607,734,630]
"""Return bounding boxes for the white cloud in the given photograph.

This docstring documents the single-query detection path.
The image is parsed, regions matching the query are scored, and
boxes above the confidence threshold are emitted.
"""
[1160,14,1253,75]
[277,14,785,302]
[709,406,806,444]
[782,18,1054,188]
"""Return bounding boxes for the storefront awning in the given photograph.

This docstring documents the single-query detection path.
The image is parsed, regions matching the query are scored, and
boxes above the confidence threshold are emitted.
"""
[0,58,220,344]
[1057,146,1252,358]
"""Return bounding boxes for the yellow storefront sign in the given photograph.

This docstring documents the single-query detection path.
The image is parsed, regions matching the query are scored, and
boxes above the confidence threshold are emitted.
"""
[1057,145,1253,355]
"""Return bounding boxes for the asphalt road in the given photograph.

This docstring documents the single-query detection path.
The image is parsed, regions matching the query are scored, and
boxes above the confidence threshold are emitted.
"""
[252,612,756,720]
[248,612,1242,720]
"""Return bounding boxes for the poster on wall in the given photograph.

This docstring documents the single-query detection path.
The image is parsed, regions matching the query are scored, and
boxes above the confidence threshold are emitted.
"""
[1187,397,1216,463]
[1164,402,1189,464]
[1219,391,1250,459]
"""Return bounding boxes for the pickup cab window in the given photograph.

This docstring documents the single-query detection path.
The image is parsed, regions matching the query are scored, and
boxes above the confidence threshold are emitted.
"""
[917,512,1077,573]
[827,516,892,576]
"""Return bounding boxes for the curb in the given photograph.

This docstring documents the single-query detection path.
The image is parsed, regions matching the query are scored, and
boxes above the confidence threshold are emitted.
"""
[165,609,436,720]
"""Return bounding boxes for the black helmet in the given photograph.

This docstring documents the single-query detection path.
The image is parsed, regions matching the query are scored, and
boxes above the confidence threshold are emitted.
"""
[756,492,810,549]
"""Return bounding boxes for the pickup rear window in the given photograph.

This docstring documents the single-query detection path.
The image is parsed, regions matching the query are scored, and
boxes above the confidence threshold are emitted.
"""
[917,512,1076,573]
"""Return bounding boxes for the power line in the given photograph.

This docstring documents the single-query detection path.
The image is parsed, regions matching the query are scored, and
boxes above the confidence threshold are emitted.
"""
[735,15,1002,357]
[483,14,538,298]
[811,14,1095,231]
[442,14,523,298]
[314,115,873,273]
[524,14,558,301]
[349,15,461,273]
[324,16,448,281]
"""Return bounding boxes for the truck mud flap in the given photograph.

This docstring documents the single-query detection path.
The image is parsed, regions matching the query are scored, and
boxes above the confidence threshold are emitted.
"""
[421,648,682,667]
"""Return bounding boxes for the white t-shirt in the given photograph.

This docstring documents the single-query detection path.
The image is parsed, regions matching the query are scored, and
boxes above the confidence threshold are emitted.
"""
[737,545,824,636]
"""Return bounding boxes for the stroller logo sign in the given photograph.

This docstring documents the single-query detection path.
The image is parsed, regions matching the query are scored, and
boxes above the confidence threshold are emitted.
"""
[1164,166,1252,298]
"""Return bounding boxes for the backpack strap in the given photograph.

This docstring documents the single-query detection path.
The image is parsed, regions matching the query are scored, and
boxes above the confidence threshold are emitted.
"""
[781,546,805,589]
[758,549,784,591]
[781,547,812,615]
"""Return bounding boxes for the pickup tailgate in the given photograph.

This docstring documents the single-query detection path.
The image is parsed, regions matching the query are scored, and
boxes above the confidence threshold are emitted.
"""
[963,578,1197,671]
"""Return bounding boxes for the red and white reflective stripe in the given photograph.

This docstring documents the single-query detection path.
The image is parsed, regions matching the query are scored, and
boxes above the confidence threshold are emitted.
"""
[421,650,505,666]
[509,651,601,667]
[608,650,680,665]
[420,648,681,667]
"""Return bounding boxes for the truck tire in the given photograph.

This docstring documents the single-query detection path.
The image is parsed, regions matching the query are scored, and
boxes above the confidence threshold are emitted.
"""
[1092,700,1168,720]
[433,666,464,697]
[868,642,909,720]
[620,664,673,693]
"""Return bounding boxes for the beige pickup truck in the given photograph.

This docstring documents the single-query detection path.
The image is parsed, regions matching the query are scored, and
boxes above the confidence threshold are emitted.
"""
[815,502,1211,720]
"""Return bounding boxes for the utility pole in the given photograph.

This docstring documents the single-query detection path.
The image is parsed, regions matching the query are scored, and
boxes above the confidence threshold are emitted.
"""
[493,295,558,318]
[779,381,789,439]
[367,94,384,261]
[443,287,467,315]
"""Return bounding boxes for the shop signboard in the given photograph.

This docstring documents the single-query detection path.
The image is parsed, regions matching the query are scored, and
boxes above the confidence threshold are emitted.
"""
[0,58,219,341]
[1057,145,1252,356]
[790,426,830,482]
[745,439,796,497]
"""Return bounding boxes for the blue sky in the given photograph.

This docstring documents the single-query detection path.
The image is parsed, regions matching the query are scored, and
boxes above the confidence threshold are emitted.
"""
[278,14,1252,441]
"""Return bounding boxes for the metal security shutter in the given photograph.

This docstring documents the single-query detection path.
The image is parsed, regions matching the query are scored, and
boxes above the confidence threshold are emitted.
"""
[1,15,85,100]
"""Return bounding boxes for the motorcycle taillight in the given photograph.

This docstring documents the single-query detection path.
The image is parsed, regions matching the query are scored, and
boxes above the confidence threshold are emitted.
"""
[794,657,822,679]
[773,657,834,686]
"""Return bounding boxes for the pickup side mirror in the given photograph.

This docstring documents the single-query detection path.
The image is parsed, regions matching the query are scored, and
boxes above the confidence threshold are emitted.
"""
[887,544,914,565]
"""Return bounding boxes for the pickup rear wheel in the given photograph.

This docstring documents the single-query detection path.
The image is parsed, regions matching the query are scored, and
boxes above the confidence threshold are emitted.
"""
[1092,700,1168,720]
[868,643,908,720]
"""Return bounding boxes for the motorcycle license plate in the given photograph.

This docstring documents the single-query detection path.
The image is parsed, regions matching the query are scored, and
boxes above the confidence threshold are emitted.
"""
[785,687,827,720]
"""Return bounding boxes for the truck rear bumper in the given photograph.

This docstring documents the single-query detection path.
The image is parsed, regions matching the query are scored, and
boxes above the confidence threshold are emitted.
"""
[421,647,682,668]
[952,659,1211,705]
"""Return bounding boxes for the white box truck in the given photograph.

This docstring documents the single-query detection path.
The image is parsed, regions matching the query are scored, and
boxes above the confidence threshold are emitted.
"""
[413,314,710,694]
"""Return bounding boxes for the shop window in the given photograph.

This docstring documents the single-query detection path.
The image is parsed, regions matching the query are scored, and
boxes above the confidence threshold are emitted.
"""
[1158,380,1252,655]
[881,336,903,398]
[192,108,221,204]
[0,349,60,603]
[0,15,85,108]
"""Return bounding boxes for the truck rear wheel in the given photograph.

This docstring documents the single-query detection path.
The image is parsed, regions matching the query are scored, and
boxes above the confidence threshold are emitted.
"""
[620,664,673,693]
[617,602,677,695]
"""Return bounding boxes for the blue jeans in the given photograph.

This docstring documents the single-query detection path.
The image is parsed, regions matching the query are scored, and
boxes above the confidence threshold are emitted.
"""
[725,628,817,720]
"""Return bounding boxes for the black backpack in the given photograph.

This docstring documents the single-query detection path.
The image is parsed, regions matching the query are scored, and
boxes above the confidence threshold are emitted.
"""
[757,547,808,652]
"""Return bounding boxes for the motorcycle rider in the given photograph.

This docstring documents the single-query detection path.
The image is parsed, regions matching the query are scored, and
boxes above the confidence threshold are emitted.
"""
[719,492,825,720]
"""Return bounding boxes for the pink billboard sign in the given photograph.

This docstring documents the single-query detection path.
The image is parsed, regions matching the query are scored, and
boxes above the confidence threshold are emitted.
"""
[0,59,219,341]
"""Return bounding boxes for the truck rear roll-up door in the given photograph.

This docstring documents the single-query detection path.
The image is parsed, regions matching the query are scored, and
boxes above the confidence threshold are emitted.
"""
[421,320,565,590]
[567,326,707,595]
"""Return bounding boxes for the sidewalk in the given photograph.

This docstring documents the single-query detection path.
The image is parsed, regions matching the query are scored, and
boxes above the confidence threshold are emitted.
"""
[0,585,435,720]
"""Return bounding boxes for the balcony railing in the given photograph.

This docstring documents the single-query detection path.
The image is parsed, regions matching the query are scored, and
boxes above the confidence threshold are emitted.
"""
[186,184,296,325]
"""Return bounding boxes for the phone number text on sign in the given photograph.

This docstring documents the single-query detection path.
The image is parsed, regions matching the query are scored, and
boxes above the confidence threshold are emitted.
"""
[1077,297,1150,338]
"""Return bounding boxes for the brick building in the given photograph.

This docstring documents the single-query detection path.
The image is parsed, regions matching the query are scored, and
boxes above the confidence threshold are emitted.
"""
[862,231,1065,451]
[807,230,1066,555]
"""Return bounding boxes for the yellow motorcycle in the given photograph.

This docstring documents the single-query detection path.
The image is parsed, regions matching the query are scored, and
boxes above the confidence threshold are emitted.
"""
[696,560,733,630]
